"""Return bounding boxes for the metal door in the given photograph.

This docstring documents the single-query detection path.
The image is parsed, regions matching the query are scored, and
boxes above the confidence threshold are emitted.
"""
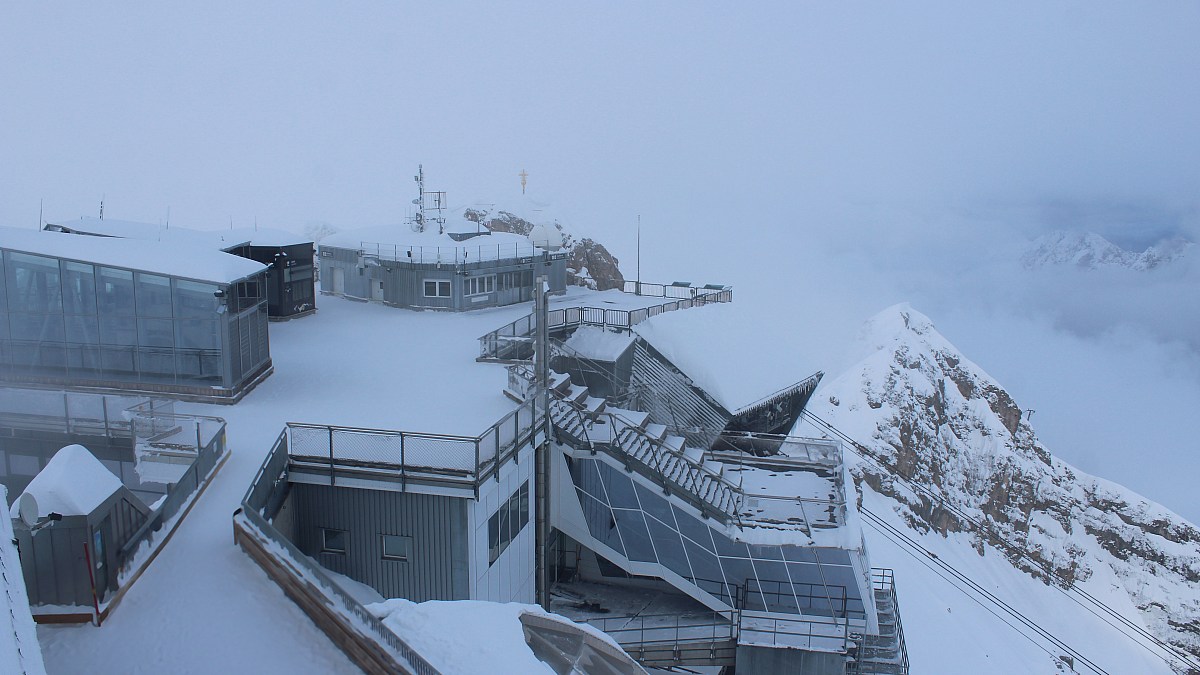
[332,267,345,295]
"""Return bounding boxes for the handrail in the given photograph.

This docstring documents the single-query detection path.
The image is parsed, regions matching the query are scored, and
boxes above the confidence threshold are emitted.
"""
[281,394,543,488]
[478,285,733,360]
[350,240,567,265]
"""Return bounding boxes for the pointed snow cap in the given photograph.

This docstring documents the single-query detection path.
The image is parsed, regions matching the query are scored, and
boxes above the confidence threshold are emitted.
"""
[10,445,123,518]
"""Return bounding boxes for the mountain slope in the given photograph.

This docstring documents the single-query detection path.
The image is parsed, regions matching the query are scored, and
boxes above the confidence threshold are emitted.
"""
[1022,231,1194,270]
[806,304,1200,674]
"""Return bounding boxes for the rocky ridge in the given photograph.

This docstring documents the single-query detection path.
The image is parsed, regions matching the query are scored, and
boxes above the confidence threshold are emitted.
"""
[461,205,625,291]
[813,304,1200,671]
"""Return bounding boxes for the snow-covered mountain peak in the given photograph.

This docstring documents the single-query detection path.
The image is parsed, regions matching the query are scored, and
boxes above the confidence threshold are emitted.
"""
[812,305,1200,671]
[1022,230,1194,270]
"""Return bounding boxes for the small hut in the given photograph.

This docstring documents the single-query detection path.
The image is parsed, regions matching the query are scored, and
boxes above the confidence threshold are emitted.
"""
[10,445,150,609]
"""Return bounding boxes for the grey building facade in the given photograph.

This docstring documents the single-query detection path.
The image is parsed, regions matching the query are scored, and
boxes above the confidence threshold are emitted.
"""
[319,228,567,310]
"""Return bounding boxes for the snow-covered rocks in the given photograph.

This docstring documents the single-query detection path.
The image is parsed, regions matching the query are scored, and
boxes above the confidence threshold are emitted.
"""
[814,303,1200,667]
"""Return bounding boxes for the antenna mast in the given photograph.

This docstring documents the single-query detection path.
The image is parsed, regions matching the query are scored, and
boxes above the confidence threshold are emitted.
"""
[409,164,447,234]
[99,195,105,220]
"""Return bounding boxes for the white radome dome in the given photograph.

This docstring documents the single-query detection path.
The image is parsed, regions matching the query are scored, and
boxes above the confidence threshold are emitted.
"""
[527,222,563,251]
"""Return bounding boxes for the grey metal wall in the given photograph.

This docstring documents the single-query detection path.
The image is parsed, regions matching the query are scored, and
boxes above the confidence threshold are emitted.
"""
[319,244,567,311]
[289,483,470,602]
[16,491,149,607]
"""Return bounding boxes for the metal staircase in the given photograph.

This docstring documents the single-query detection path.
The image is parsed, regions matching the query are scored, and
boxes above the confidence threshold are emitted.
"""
[852,570,909,674]
[537,367,743,524]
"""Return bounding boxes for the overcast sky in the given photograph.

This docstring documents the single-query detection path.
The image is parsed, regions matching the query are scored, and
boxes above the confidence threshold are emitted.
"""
[3,2,1199,519]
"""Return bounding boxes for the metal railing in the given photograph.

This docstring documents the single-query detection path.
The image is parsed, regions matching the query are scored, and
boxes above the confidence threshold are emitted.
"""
[238,450,440,675]
[623,281,732,299]
[738,609,855,653]
[478,285,733,360]
[353,240,566,265]
[583,610,738,649]
[0,388,170,438]
[118,411,227,564]
[283,395,544,496]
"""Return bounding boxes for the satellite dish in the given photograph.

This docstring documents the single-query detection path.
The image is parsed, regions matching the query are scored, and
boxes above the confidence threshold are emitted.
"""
[17,492,40,528]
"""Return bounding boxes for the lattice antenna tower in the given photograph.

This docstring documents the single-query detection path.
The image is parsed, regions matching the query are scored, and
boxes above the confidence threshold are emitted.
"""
[408,164,447,234]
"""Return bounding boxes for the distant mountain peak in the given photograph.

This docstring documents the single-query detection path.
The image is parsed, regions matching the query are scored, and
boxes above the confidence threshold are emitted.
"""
[1022,230,1194,271]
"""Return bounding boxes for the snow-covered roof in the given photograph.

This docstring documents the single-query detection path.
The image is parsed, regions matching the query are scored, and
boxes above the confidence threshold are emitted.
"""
[369,599,641,675]
[48,216,312,248]
[10,445,124,518]
[633,303,820,412]
[1,227,266,284]
[0,487,47,675]
[322,222,531,251]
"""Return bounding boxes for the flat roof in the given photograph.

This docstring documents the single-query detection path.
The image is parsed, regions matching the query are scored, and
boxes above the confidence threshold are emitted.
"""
[48,216,312,248]
[1,227,267,284]
[322,222,538,258]
[634,302,820,412]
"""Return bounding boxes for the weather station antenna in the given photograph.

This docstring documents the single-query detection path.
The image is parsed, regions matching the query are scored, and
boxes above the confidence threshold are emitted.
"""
[408,164,448,234]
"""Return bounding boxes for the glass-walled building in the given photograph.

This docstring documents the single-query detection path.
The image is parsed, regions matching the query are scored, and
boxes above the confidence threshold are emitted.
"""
[0,228,272,401]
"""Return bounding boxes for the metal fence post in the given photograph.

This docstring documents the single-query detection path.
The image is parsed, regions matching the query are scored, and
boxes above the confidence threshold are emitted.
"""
[328,425,335,487]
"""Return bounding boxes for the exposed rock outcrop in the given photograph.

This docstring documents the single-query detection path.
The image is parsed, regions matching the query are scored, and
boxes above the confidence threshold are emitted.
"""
[462,206,625,291]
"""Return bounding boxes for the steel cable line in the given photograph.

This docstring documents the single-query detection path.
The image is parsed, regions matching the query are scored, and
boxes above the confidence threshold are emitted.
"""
[803,411,1200,673]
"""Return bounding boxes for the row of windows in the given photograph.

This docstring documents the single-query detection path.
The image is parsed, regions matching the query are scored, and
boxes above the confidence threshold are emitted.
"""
[489,481,530,565]
[320,529,413,562]
[464,275,495,296]
[1,250,235,319]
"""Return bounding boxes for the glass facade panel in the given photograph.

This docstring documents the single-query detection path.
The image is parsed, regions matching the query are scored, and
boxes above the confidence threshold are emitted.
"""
[752,560,798,614]
[684,537,729,603]
[601,464,639,510]
[634,481,676,527]
[97,267,135,315]
[62,261,97,315]
[674,505,716,552]
[136,273,173,317]
[645,514,690,580]
[569,458,866,619]
[174,279,220,317]
[138,318,175,348]
[9,313,64,342]
[612,509,656,563]
[6,252,62,313]
[65,314,100,344]
[578,488,624,557]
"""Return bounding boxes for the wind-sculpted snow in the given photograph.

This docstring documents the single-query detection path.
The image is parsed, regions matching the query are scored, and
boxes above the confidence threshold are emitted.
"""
[815,303,1200,669]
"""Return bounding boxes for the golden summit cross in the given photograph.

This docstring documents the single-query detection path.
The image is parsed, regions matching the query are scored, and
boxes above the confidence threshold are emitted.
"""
[519,169,528,194]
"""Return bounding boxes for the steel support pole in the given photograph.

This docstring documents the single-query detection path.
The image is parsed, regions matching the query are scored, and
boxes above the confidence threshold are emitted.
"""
[534,275,552,609]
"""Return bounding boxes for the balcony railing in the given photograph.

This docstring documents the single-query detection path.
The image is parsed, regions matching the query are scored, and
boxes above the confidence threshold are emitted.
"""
[281,396,545,496]
[478,283,733,361]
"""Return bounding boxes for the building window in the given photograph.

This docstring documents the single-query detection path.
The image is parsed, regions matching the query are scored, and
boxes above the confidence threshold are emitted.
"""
[381,534,412,561]
[322,528,348,554]
[488,481,530,565]
[423,280,451,298]
[464,275,495,296]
